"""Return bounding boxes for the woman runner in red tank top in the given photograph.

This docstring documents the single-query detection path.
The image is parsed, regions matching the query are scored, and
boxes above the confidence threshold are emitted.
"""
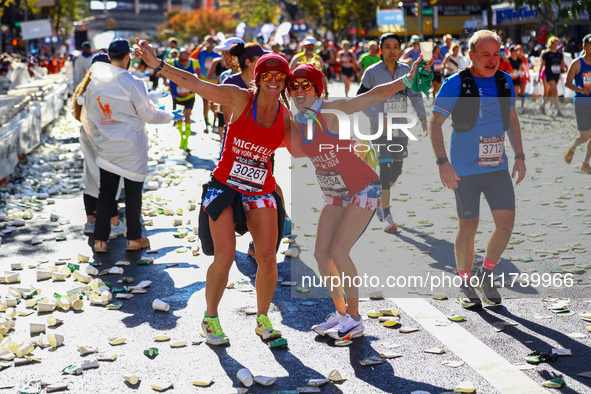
[285,59,427,341]
[136,40,291,346]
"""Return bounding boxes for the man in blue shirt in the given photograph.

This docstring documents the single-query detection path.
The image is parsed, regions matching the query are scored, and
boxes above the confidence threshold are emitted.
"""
[430,30,526,309]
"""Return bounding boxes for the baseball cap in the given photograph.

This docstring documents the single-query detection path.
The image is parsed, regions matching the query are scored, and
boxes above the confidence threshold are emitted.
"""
[108,38,131,56]
[303,37,316,46]
[214,37,244,53]
[410,35,420,43]
[91,53,111,65]
[509,45,516,51]
[583,34,591,45]
[81,41,91,50]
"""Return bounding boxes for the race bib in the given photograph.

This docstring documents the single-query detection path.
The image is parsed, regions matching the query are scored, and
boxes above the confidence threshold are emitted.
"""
[176,85,191,97]
[205,58,214,73]
[384,96,407,113]
[551,64,561,74]
[434,63,442,72]
[227,157,269,193]
[583,72,591,87]
[146,67,154,76]
[478,135,505,168]
[511,70,519,78]
[316,170,348,197]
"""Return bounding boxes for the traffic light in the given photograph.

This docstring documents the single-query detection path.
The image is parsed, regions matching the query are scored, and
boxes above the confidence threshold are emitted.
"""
[12,39,18,47]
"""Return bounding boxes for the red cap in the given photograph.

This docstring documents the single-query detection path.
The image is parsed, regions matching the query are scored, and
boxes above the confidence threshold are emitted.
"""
[254,53,290,87]
[288,63,324,97]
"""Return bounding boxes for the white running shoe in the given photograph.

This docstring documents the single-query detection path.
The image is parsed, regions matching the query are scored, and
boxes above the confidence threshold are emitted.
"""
[312,312,347,336]
[84,222,95,235]
[326,314,364,340]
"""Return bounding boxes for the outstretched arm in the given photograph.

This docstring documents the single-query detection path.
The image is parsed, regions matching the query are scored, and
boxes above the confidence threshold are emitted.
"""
[135,38,248,107]
[324,55,428,114]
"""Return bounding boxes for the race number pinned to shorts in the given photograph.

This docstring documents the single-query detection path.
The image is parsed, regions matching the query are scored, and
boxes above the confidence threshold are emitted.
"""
[384,96,407,113]
[316,170,348,197]
[227,157,269,193]
[583,72,591,88]
[478,135,505,167]
[551,65,561,75]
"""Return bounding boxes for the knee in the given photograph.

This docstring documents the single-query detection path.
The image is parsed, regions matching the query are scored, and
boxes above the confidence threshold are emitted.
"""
[329,244,349,263]
[255,248,277,269]
[213,253,235,272]
[458,219,479,236]
[314,248,331,266]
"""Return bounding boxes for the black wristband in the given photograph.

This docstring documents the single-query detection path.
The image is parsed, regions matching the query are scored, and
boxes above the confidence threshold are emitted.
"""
[153,59,165,74]
[514,153,525,160]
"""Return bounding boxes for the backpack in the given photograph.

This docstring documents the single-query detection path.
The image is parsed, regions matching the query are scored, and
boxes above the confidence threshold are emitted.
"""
[451,68,512,133]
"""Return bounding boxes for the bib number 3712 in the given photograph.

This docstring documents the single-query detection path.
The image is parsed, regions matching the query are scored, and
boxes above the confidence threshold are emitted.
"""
[478,135,505,167]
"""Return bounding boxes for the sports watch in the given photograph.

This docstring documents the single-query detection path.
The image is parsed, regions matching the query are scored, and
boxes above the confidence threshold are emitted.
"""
[436,157,449,166]
[514,153,525,160]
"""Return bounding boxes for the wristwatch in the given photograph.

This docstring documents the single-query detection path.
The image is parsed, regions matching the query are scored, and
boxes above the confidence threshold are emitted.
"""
[153,59,165,74]
[514,153,525,160]
[436,157,449,166]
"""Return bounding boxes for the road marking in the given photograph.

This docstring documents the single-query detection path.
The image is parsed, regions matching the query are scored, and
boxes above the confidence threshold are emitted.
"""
[394,297,546,394]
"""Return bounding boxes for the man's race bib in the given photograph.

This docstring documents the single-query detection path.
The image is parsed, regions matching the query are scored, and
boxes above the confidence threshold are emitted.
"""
[384,96,406,113]
[478,135,505,167]
[227,157,269,193]
[176,85,191,97]
[316,170,348,197]
[551,64,561,74]
[583,72,591,88]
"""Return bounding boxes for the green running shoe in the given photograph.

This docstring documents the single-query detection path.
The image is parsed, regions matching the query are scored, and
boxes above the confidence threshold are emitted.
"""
[202,313,229,345]
[255,314,282,340]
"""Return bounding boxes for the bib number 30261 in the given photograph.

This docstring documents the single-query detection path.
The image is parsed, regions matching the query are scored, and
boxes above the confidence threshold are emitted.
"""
[228,157,268,193]
[478,135,505,167]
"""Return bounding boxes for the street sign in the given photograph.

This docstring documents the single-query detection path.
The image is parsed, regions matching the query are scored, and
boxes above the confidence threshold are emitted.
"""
[377,9,404,26]
[20,20,52,41]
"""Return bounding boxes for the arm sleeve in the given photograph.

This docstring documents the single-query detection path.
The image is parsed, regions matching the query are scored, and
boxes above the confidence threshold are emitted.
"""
[128,77,174,124]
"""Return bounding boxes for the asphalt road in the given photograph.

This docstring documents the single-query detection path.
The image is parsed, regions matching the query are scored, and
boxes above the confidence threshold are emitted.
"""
[0,81,590,394]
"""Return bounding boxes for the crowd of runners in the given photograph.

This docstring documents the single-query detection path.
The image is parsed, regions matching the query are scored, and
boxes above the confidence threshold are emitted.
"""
[18,28,588,346]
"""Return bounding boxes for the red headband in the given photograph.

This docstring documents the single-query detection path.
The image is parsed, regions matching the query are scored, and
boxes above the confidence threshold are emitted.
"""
[288,63,324,97]
[254,53,290,86]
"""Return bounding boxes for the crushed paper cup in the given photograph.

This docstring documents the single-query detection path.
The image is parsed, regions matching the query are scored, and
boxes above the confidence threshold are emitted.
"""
[77,345,98,355]
[442,360,465,368]
[16,343,34,357]
[153,336,170,342]
[136,280,152,288]
[192,376,214,386]
[360,355,384,365]
[236,368,254,387]
[25,299,38,307]
[254,375,276,386]
[116,293,133,299]
[297,387,321,393]
[51,272,67,281]
[379,308,399,316]
[399,327,419,333]
[424,347,445,354]
[4,273,20,284]
[36,334,50,348]
[3,298,18,307]
[307,378,329,387]
[81,359,99,369]
[46,382,68,393]
[30,323,46,334]
[123,374,140,385]
[328,369,345,382]
[152,299,169,312]
[454,380,476,393]
[31,238,43,245]
[47,315,63,327]
[114,260,130,266]
[0,351,15,361]
[10,262,23,270]
[4,308,16,318]
[170,340,187,348]
[109,337,126,346]
[150,381,174,391]
[98,353,117,361]
[144,347,159,357]
[101,291,112,302]
[379,352,403,359]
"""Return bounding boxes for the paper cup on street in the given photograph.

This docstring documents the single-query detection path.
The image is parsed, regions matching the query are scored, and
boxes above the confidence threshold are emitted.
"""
[69,297,83,311]
[85,266,99,275]
[36,270,51,281]
[48,333,64,347]
[4,298,17,307]
[236,368,254,387]
[284,248,299,258]
[4,273,20,284]
[10,262,23,270]
[152,299,169,312]
[420,41,433,61]
[51,272,67,281]
[5,308,16,318]
[123,374,140,385]
[47,315,63,326]
[16,343,34,357]
[13,218,25,227]
[36,302,54,312]
[173,218,182,226]
[30,323,46,334]
[101,291,112,302]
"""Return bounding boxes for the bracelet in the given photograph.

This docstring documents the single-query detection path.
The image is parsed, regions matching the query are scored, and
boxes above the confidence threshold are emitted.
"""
[153,59,165,74]
[402,75,412,88]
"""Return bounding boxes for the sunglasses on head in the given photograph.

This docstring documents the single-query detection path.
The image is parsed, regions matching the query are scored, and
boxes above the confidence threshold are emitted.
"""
[260,72,287,82]
[288,81,315,91]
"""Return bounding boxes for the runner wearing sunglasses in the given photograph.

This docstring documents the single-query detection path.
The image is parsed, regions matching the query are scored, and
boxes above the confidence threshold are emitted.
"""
[285,57,426,341]
[136,39,291,346]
